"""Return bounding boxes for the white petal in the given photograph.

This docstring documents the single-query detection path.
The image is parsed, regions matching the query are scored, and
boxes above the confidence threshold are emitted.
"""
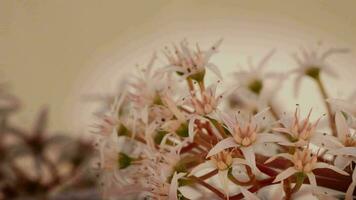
[256,133,288,144]
[169,172,186,200]
[189,160,215,176]
[346,169,356,200]
[206,137,237,158]
[306,173,317,187]
[311,132,344,149]
[232,158,248,166]
[314,162,349,176]
[257,49,276,71]
[240,146,260,175]
[334,155,352,170]
[264,153,293,164]
[335,112,350,142]
[294,75,303,97]
[321,64,338,77]
[273,167,297,183]
[240,187,260,200]
[346,182,356,200]
[188,117,197,142]
[218,170,229,197]
[328,147,356,157]
[219,111,235,133]
[206,63,223,80]
[253,107,270,123]
[273,127,294,138]
[162,95,186,123]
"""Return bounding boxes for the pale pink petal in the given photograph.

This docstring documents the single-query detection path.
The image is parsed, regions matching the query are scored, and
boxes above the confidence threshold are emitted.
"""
[206,63,223,80]
[335,111,350,142]
[232,158,248,166]
[314,162,349,176]
[204,38,224,60]
[169,172,186,200]
[257,49,276,71]
[273,167,297,183]
[327,98,356,115]
[206,137,237,158]
[273,127,294,138]
[346,169,356,200]
[322,65,338,78]
[328,147,356,157]
[294,74,303,97]
[240,187,260,200]
[162,95,186,123]
[189,160,216,176]
[241,146,260,174]
[311,132,344,149]
[188,117,197,142]
[346,182,356,200]
[218,169,229,197]
[306,173,317,187]
[334,155,352,170]
[271,182,284,200]
[256,133,289,144]
[219,111,235,133]
[253,107,271,124]
[264,153,293,164]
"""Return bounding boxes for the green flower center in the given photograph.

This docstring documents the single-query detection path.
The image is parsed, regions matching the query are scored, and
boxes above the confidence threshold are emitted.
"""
[248,79,263,95]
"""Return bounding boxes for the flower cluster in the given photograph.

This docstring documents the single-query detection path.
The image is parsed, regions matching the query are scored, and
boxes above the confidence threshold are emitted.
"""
[91,39,355,200]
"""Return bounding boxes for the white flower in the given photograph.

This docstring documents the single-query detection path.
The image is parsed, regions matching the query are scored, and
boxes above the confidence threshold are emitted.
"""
[327,112,356,169]
[188,83,223,116]
[94,137,139,199]
[129,54,173,110]
[139,140,186,199]
[273,107,336,148]
[190,150,248,197]
[230,50,285,113]
[265,148,348,188]
[206,108,286,174]
[163,39,223,82]
[291,43,349,96]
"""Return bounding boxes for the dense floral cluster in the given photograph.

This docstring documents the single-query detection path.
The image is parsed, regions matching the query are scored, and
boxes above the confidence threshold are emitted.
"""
[91,39,356,199]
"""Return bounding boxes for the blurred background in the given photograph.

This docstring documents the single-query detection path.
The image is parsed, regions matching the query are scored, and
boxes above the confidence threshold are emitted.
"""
[1,0,356,135]
[1,0,356,199]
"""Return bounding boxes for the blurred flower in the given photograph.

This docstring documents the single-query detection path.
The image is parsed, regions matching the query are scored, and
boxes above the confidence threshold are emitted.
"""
[291,43,349,96]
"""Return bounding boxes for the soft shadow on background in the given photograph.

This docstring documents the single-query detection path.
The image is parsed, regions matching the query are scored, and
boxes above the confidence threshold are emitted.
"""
[1,0,356,136]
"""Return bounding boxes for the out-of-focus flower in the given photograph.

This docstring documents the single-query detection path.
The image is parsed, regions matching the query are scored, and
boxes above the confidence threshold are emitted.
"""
[266,148,348,187]
[206,109,285,174]
[163,39,223,82]
[129,54,174,111]
[291,43,349,96]
[0,87,20,115]
[229,50,285,114]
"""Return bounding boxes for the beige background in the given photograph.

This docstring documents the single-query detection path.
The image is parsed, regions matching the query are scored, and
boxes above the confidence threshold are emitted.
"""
[1,0,356,136]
